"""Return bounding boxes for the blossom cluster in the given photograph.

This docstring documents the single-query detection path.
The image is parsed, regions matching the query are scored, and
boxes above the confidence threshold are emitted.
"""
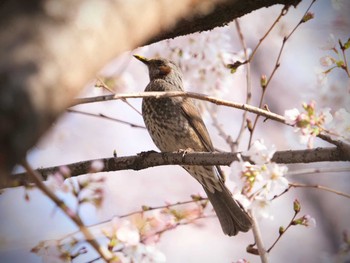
[315,34,350,110]
[32,196,209,263]
[102,197,208,262]
[284,101,332,148]
[284,101,350,147]
[319,35,350,77]
[230,140,289,219]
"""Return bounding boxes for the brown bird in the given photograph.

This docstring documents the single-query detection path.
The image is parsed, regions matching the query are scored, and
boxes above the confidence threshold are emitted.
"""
[134,55,252,236]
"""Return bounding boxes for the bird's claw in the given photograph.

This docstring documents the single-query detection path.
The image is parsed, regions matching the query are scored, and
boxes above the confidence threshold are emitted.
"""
[177,148,194,158]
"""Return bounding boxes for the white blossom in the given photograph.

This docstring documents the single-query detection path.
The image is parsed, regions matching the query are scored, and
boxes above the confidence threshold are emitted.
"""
[46,173,71,193]
[328,108,350,142]
[299,215,317,228]
[284,108,300,125]
[320,34,337,50]
[252,197,273,220]
[116,220,140,246]
[123,243,166,263]
[246,139,276,165]
[262,163,289,197]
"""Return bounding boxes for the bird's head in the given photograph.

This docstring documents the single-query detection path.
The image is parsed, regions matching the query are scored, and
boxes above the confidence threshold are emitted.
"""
[133,55,183,85]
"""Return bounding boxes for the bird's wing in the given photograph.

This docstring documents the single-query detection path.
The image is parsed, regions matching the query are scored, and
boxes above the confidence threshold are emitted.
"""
[181,98,227,183]
[180,98,214,152]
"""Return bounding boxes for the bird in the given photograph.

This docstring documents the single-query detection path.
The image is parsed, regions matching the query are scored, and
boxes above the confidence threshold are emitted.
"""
[134,54,252,236]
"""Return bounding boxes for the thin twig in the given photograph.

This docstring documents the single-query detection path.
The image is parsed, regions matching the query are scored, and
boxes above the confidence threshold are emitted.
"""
[119,197,208,219]
[289,182,350,199]
[267,210,298,253]
[265,0,316,88]
[87,214,215,263]
[73,91,286,122]
[96,75,142,116]
[250,210,269,263]
[246,5,290,64]
[72,90,349,148]
[21,160,115,262]
[287,166,350,176]
[71,91,350,148]
[247,85,267,149]
[271,180,350,201]
[67,109,146,129]
[339,39,350,77]
[58,197,208,243]
[211,107,236,151]
[234,19,252,152]
[248,0,317,147]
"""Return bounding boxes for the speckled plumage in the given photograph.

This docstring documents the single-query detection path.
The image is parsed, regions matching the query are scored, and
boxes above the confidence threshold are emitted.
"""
[135,55,252,236]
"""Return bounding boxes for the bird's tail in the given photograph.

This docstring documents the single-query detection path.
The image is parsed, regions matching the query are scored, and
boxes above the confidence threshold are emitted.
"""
[204,186,252,236]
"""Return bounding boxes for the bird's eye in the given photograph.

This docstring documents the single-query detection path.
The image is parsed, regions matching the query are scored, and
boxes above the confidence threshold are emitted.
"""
[155,60,165,67]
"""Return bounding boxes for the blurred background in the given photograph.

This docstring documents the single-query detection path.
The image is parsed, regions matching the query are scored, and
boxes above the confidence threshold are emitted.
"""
[0,0,349,262]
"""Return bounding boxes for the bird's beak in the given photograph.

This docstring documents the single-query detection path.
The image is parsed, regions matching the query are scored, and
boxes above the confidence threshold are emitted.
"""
[133,54,150,65]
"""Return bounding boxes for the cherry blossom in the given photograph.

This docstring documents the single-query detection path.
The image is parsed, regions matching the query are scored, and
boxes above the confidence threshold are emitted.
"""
[32,240,71,263]
[246,139,276,165]
[116,221,140,246]
[261,163,289,198]
[327,108,350,142]
[46,172,71,193]
[230,140,289,216]
[284,101,333,148]
[293,215,316,228]
[122,243,166,263]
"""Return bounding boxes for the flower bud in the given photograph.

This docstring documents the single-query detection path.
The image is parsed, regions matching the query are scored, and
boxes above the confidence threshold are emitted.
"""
[301,12,314,23]
[279,226,285,235]
[260,74,267,89]
[293,199,301,213]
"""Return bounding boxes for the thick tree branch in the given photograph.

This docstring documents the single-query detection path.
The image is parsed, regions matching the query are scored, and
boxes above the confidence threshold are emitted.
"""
[146,0,301,45]
[8,147,348,188]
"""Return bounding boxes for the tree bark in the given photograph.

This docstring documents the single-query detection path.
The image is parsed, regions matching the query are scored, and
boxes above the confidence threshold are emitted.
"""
[9,147,348,188]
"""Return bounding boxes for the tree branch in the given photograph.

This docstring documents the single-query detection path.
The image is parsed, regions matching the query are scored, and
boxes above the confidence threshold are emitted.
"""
[250,210,269,262]
[73,91,286,122]
[146,0,302,45]
[72,91,350,151]
[8,147,348,188]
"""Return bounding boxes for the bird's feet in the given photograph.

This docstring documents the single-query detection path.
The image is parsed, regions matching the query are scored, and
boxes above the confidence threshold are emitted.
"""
[176,148,195,158]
